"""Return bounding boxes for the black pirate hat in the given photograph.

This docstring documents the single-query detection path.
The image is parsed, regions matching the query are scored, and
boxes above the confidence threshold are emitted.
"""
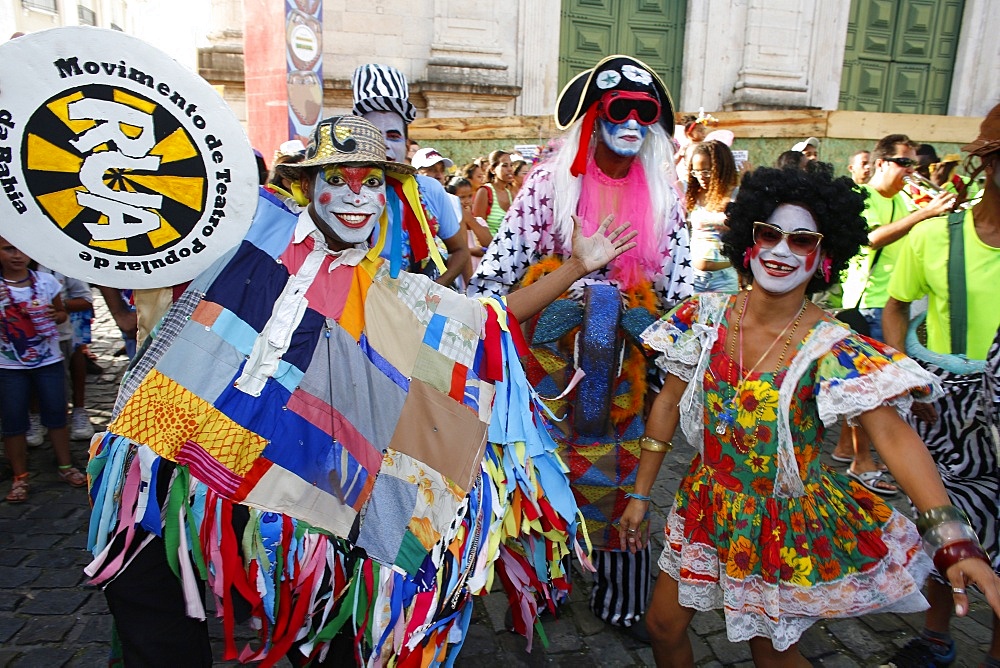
[555,55,675,135]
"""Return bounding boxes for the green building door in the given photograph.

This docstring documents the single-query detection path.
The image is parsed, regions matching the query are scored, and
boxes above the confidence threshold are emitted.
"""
[559,0,686,101]
[840,0,965,114]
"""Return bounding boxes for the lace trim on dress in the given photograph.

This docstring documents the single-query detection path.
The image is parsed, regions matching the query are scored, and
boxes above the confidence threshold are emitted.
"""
[774,324,849,497]
[658,509,931,651]
[642,293,729,458]
[817,353,944,428]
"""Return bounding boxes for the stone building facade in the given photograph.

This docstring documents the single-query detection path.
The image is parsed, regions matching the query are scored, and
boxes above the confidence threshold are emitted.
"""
[7,1,998,134]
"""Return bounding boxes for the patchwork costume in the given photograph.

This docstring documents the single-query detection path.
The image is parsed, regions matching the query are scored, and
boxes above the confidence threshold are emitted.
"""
[469,55,692,628]
[642,293,942,650]
[86,185,586,664]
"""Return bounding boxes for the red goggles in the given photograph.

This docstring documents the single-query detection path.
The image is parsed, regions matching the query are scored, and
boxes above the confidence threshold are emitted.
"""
[598,90,661,126]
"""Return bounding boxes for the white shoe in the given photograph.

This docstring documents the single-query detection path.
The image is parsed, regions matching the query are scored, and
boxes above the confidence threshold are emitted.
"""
[70,408,95,441]
[26,413,45,447]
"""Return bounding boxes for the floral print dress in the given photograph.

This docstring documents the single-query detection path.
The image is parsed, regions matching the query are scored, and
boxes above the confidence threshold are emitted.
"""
[642,294,941,650]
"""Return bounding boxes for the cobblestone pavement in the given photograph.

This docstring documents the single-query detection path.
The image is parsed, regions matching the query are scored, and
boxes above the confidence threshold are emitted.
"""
[0,295,993,667]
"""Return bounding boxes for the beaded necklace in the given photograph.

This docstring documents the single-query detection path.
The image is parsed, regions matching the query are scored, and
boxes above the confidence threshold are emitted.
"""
[0,270,58,364]
[715,291,806,445]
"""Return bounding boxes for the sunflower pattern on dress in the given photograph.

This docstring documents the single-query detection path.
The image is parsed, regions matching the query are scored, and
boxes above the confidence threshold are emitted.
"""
[642,294,942,651]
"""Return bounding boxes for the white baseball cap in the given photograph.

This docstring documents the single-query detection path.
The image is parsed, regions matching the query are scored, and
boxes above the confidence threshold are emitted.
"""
[277,139,306,157]
[411,147,454,169]
[791,137,819,152]
[704,129,734,146]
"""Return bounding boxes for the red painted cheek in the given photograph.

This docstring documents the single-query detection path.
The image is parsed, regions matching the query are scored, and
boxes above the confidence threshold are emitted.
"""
[804,247,820,273]
[378,194,386,206]
[318,192,332,206]
[750,244,762,260]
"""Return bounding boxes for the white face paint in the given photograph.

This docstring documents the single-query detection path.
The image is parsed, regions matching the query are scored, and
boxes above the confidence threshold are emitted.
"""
[748,204,822,295]
[598,118,647,157]
[361,110,407,162]
[311,165,387,246]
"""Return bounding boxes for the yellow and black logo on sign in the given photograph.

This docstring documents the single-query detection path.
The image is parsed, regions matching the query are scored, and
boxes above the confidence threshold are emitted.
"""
[23,84,207,256]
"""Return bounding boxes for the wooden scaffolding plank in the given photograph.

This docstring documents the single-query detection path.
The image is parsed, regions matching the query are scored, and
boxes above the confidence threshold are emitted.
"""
[408,110,984,145]
[826,111,981,143]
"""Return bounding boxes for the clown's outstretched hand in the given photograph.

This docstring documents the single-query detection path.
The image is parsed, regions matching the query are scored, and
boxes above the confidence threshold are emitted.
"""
[505,214,636,323]
[570,213,637,274]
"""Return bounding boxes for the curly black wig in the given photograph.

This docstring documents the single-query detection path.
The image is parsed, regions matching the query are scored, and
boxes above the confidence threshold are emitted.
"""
[721,167,869,294]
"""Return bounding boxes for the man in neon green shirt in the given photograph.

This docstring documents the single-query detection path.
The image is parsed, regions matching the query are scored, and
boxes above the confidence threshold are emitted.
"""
[835,134,955,492]
[882,105,1000,668]
[887,210,1000,360]
[841,134,956,326]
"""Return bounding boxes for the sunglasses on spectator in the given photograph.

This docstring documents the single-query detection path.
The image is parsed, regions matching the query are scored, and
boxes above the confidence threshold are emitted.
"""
[598,91,661,126]
[883,156,918,168]
[752,222,824,256]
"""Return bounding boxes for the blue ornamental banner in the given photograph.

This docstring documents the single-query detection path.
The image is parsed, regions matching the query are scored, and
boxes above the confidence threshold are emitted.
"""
[285,0,323,143]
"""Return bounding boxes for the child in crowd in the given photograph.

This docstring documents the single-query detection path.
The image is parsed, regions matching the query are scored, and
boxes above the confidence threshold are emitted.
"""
[445,176,480,284]
[0,237,86,503]
[38,265,96,441]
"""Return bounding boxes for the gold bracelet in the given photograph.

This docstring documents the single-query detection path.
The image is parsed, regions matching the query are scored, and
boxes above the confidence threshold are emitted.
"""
[639,435,672,453]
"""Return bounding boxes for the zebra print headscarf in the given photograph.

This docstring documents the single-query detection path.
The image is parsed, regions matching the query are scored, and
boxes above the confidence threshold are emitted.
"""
[351,63,417,123]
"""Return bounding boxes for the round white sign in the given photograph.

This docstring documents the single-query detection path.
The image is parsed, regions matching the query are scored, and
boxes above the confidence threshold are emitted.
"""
[289,23,319,68]
[0,27,257,288]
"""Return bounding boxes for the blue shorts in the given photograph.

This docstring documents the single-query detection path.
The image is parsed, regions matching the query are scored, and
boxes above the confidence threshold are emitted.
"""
[860,307,884,342]
[69,309,93,348]
[0,362,68,436]
[693,267,739,295]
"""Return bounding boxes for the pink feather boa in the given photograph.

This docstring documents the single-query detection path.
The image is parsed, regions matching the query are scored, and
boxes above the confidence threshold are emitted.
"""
[575,156,662,289]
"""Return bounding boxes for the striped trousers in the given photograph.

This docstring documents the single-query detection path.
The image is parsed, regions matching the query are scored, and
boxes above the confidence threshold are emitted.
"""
[589,546,652,626]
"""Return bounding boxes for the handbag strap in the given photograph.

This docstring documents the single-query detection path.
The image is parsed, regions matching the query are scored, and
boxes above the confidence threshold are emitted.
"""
[947,210,968,355]
[850,191,899,310]
[850,247,883,310]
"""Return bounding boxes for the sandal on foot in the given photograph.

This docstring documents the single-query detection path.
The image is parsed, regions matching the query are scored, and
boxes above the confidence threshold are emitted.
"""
[5,475,29,503]
[838,457,889,473]
[831,453,888,472]
[57,466,87,488]
[847,468,898,496]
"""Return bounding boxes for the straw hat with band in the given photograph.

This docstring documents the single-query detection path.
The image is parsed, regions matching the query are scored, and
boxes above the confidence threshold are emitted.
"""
[278,116,443,278]
[277,116,414,179]
[554,55,675,176]
[962,102,1000,157]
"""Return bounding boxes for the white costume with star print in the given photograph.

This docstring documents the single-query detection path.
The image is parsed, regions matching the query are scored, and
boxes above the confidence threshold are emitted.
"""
[467,163,692,306]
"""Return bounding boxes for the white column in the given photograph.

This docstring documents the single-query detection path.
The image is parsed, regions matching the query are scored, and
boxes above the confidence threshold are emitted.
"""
[949,0,1000,117]
[514,0,561,116]
[683,0,848,111]
[805,1,851,110]
[2,1,18,36]
[681,0,749,112]
[728,0,815,109]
